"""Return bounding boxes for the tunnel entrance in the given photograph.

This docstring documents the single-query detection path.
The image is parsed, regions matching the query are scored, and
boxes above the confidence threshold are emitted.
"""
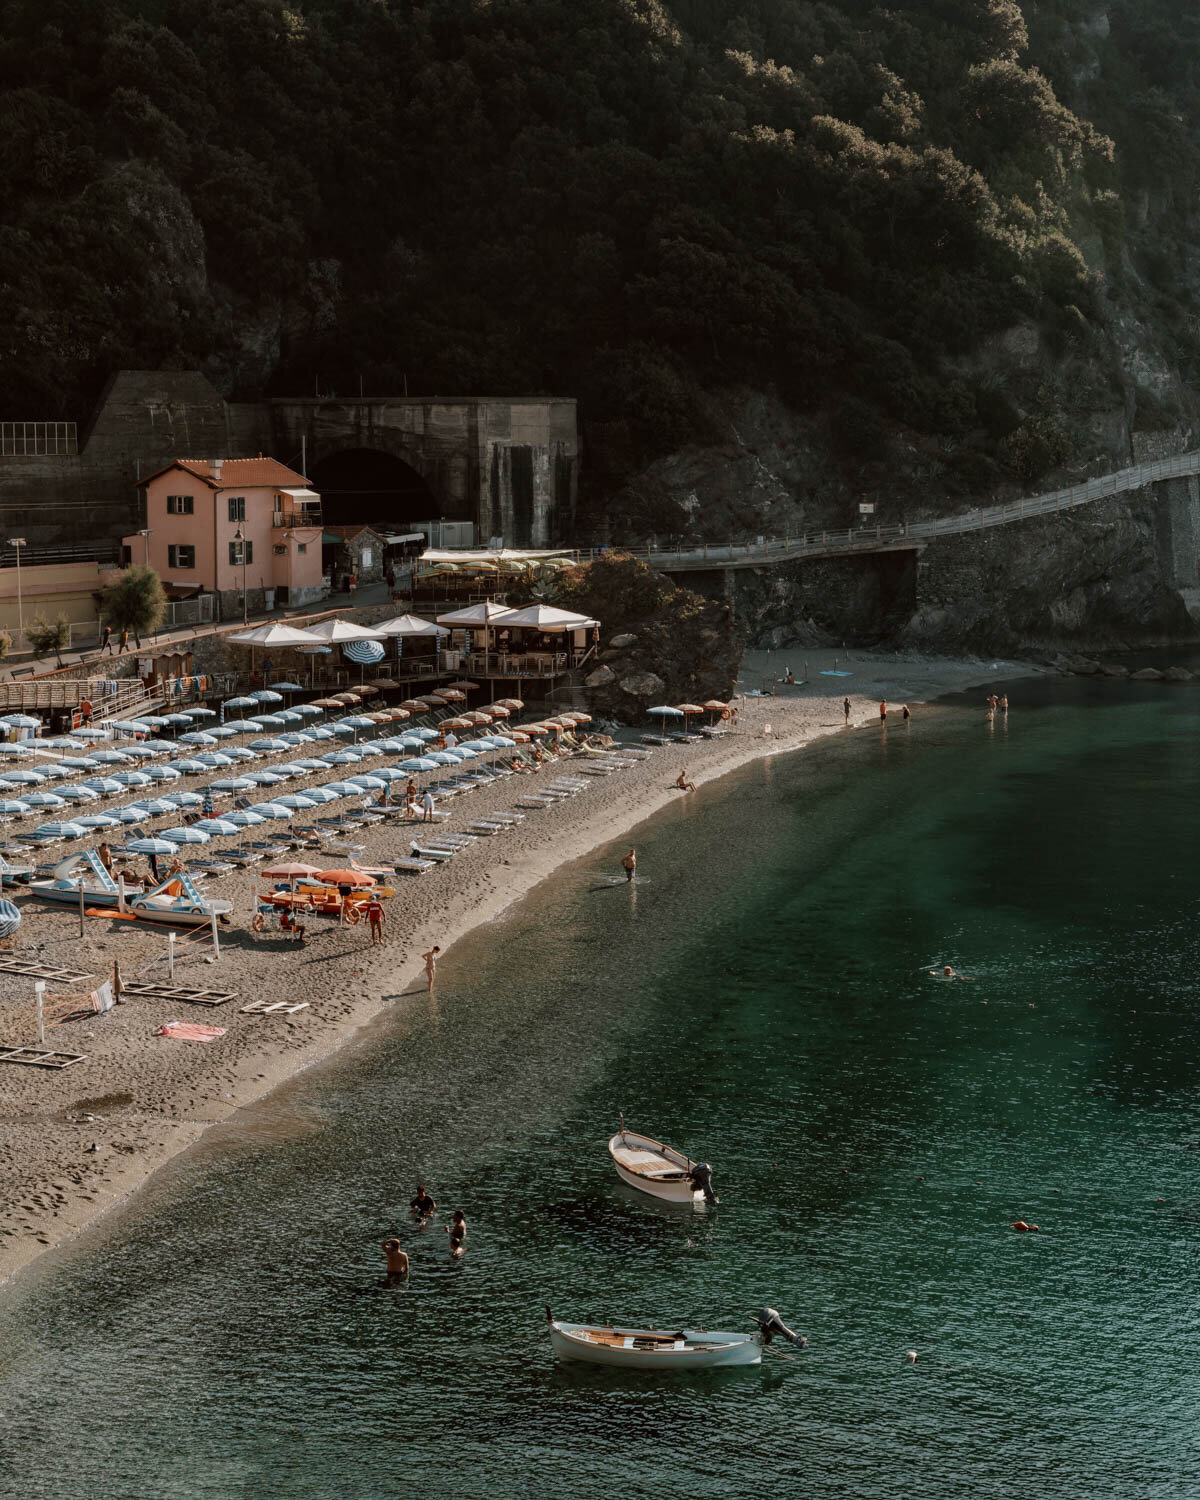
[310,449,438,531]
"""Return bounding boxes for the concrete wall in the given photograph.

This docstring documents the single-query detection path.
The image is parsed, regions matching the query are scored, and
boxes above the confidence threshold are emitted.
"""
[0,560,108,634]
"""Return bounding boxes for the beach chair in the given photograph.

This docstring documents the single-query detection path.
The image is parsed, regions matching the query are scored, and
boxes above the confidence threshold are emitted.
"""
[410,840,456,861]
[390,856,436,875]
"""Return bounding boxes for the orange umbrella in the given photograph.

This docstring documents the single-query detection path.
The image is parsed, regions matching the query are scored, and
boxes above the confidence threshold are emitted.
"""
[357,684,380,697]
[333,692,361,704]
[436,688,467,702]
[439,717,473,730]
[316,869,375,887]
[311,698,343,709]
[677,704,705,715]
[371,679,400,690]
[481,704,511,717]
[447,680,480,690]
[494,697,524,710]
[463,711,493,724]
[400,699,427,711]
[508,730,531,742]
[702,700,729,711]
[566,712,592,724]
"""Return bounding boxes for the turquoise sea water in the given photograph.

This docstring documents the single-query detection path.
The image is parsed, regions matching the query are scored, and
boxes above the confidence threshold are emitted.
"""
[2,677,1199,1498]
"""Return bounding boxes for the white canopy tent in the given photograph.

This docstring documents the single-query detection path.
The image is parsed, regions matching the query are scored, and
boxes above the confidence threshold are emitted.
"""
[302,618,387,644]
[227,622,325,647]
[374,613,450,638]
[499,604,600,631]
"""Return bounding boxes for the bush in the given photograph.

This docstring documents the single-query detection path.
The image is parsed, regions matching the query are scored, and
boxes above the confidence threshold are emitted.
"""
[101,564,166,645]
[26,613,71,665]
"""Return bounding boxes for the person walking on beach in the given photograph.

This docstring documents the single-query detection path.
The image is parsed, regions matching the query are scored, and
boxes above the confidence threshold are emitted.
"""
[381,1238,410,1277]
[445,1210,467,1259]
[622,848,637,882]
[879,700,887,722]
[843,697,851,725]
[100,624,113,655]
[420,788,435,823]
[365,893,384,946]
[422,945,440,991]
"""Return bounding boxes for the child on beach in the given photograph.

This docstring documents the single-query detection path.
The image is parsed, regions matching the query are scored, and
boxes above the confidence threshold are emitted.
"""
[621,849,637,882]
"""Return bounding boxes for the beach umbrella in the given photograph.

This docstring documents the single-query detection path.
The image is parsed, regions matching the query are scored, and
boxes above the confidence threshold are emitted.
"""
[226,622,325,648]
[375,613,449,639]
[410,727,440,742]
[0,899,21,939]
[162,713,196,726]
[1,768,47,784]
[341,715,377,729]
[169,758,213,774]
[224,809,267,827]
[289,759,328,772]
[365,767,406,783]
[268,681,305,692]
[305,787,341,803]
[307,726,336,740]
[250,803,294,820]
[0,800,33,816]
[194,752,235,767]
[108,720,153,734]
[179,731,219,746]
[193,819,239,837]
[262,861,325,879]
[57,785,100,802]
[2,714,42,728]
[321,750,358,766]
[162,791,204,808]
[31,762,74,778]
[0,743,30,757]
[211,777,256,792]
[158,826,210,844]
[88,748,133,764]
[373,739,410,754]
[275,709,304,723]
[346,775,387,790]
[344,639,386,665]
[225,746,259,761]
[398,757,439,773]
[68,726,106,740]
[121,745,161,759]
[223,696,260,710]
[251,689,284,703]
[649,705,685,735]
[317,781,354,795]
[35,821,87,839]
[435,688,467,703]
[278,732,314,746]
[81,776,123,795]
[222,719,263,733]
[494,698,524,710]
[245,769,287,785]
[112,806,150,825]
[34,737,82,750]
[251,714,288,728]
[139,798,179,816]
[316,868,375,886]
[139,739,179,752]
[310,698,344,710]
[250,738,292,752]
[305,619,386,644]
[127,837,180,855]
[207,725,240,739]
[677,704,705,717]
[111,770,154,787]
[276,793,318,810]
[294,703,324,717]
[24,791,68,808]
[76,812,121,829]
[187,706,218,718]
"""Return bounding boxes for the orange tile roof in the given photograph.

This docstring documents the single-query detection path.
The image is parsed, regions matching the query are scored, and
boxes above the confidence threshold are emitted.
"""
[142,457,311,489]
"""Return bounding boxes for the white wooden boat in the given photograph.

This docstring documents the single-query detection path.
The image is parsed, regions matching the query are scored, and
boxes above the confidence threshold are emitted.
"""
[608,1117,717,1204]
[545,1307,803,1370]
[548,1317,761,1369]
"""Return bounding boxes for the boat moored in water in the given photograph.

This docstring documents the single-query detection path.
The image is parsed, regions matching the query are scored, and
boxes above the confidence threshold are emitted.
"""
[545,1307,803,1369]
[608,1115,717,1204]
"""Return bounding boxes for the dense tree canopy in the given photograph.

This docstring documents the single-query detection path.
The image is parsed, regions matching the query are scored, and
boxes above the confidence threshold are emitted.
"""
[0,0,1195,500]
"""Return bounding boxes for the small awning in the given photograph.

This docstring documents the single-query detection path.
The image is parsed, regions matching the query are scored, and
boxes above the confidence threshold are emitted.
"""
[280,488,320,504]
[322,531,344,544]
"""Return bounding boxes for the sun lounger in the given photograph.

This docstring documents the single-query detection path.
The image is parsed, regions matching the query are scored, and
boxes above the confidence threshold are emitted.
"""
[390,856,436,875]
[410,841,456,861]
[641,734,673,746]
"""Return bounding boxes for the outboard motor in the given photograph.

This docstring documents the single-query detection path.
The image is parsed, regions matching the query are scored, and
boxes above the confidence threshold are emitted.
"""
[687,1161,718,1205]
[752,1307,807,1348]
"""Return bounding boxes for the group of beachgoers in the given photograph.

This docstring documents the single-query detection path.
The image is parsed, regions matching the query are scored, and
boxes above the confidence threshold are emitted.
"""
[381,1185,468,1277]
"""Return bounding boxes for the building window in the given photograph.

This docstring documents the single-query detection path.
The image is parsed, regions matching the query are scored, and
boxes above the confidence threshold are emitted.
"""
[229,539,253,566]
[167,544,195,569]
[227,496,246,522]
[166,494,194,515]
[297,543,307,554]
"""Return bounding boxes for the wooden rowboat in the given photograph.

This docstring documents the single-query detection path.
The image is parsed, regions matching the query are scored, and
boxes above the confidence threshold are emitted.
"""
[607,1116,717,1204]
[547,1316,761,1369]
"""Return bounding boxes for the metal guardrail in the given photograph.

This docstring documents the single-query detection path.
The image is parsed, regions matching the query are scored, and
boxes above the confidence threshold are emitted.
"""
[629,450,1200,572]
[0,542,120,569]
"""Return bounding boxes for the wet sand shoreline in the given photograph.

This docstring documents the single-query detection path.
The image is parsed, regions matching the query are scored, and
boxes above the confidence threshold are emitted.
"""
[0,648,1041,1287]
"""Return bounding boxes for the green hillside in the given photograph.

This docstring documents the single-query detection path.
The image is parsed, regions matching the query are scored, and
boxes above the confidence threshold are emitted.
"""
[2,0,1196,513]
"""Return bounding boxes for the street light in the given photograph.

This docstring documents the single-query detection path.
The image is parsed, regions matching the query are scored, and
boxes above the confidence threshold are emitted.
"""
[138,528,153,565]
[8,538,25,643]
[234,525,248,623]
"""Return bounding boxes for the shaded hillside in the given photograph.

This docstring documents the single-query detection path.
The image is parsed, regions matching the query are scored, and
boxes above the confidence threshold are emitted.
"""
[2,0,1197,521]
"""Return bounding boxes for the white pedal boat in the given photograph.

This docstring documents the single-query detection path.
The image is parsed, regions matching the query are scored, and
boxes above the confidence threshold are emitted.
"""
[608,1117,717,1204]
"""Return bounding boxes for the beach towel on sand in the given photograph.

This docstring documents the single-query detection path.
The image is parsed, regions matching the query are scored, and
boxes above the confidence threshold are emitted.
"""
[155,1021,227,1043]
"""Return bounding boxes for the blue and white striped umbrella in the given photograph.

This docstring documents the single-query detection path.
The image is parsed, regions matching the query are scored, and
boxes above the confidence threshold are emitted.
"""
[139,798,178,816]
[321,750,359,765]
[294,703,324,717]
[251,714,288,728]
[127,837,180,855]
[224,747,259,761]
[410,727,441,742]
[179,731,218,746]
[32,763,73,778]
[35,821,86,839]
[318,782,355,795]
[0,743,30,756]
[76,812,121,829]
[398,757,439,773]
[162,791,204,808]
[169,759,212,773]
[112,806,150,824]
[202,787,215,816]
[162,713,196,726]
[223,696,260,710]
[0,799,33,816]
[303,786,341,803]
[121,745,160,758]
[367,767,407,782]
[57,785,100,802]
[2,714,41,728]
[307,726,337,740]
[251,689,283,703]
[137,716,171,728]
[245,770,286,785]
[223,809,267,826]
[223,720,263,733]
[250,802,294,820]
[194,753,234,768]
[292,759,329,771]
[276,793,318,810]
[23,791,67,807]
[208,725,240,739]
[268,681,305,692]
[187,707,217,718]
[346,775,387,790]
[0,769,47,785]
[111,770,153,787]
[0,899,21,940]
[140,739,179,752]
[344,639,386,664]
[193,818,239,836]
[144,764,183,781]
[81,777,124,795]
[249,738,291,752]
[158,826,210,844]
[90,748,134,764]
[210,777,254,792]
[276,709,305,723]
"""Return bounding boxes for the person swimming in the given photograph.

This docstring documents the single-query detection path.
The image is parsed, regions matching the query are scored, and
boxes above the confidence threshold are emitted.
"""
[445,1210,467,1258]
[410,1184,436,1221]
[929,964,976,981]
[381,1237,410,1276]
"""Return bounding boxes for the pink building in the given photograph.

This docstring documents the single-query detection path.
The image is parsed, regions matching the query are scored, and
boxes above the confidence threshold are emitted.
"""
[125,457,326,615]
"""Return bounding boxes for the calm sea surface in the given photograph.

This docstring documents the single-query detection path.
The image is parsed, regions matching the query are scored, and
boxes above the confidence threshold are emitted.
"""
[2,675,1199,1498]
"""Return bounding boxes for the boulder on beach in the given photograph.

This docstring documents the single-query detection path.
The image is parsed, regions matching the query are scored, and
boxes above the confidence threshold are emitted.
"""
[1070,657,1101,675]
[1163,665,1195,682]
[619,670,666,700]
[1099,662,1130,678]
[584,664,616,687]
[1129,667,1164,681]
[608,632,638,649]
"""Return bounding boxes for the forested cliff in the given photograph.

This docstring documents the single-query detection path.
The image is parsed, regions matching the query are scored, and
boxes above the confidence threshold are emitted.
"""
[3,0,1199,547]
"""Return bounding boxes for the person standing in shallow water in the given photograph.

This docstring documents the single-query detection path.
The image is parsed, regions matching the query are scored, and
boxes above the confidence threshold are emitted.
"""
[422,946,440,991]
[879,700,887,722]
[622,848,637,882]
[902,705,910,722]
[843,697,851,725]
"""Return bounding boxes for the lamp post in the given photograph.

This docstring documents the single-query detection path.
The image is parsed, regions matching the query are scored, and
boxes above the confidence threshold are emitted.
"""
[8,538,25,644]
[234,525,248,623]
[138,528,153,565]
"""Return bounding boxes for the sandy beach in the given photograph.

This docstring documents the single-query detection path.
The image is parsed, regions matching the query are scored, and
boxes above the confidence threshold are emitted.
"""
[0,647,1042,1286]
